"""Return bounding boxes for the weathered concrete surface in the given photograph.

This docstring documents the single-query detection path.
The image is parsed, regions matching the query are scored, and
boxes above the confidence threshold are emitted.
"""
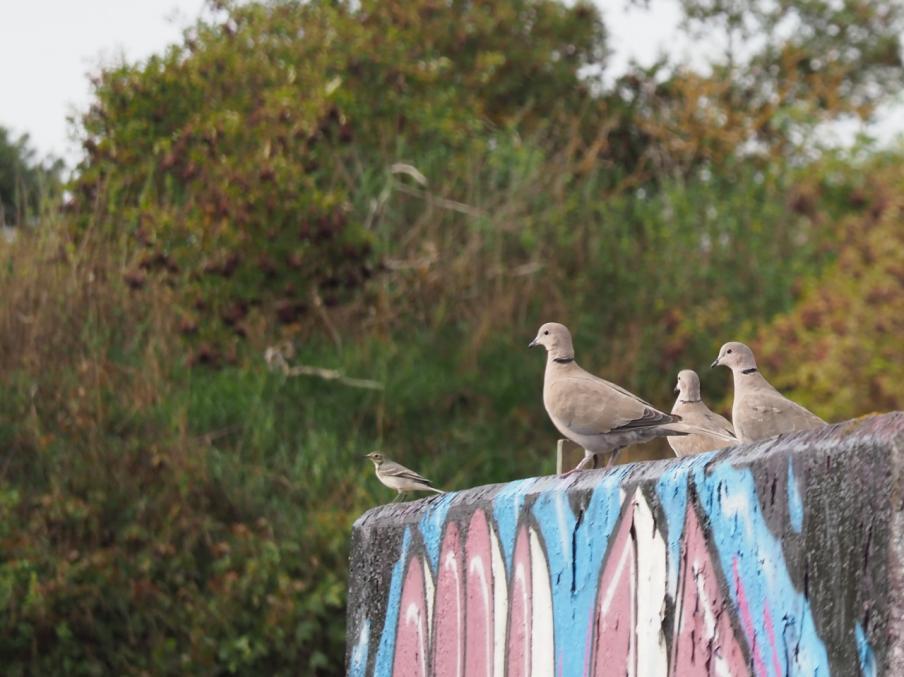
[346,412,903,676]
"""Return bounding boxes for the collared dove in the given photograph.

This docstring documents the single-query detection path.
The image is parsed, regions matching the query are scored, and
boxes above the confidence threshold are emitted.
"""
[668,369,737,456]
[529,323,732,472]
[711,341,826,442]
[365,452,445,501]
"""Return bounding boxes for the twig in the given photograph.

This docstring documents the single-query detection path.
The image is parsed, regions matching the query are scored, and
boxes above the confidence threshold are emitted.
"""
[284,364,383,390]
[393,183,483,218]
[193,425,241,444]
[264,344,383,390]
[310,288,342,350]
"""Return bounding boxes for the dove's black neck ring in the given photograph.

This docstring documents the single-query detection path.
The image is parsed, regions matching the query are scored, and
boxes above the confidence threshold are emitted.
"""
[553,356,575,364]
[741,367,758,375]
[679,398,702,403]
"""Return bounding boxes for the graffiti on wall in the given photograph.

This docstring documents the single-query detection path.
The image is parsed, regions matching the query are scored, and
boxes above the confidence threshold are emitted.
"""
[349,453,872,676]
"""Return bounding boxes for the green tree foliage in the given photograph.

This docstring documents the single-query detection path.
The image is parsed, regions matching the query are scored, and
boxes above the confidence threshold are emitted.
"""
[69,0,904,355]
[72,0,605,351]
[671,0,903,120]
[0,127,63,226]
[622,0,904,166]
[755,155,904,420]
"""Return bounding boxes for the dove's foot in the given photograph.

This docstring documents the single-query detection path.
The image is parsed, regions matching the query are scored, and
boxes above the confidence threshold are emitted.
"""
[559,452,598,477]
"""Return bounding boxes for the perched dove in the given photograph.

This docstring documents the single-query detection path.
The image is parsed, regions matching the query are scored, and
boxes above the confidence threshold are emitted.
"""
[529,323,731,472]
[711,341,826,442]
[668,369,737,456]
[365,452,445,501]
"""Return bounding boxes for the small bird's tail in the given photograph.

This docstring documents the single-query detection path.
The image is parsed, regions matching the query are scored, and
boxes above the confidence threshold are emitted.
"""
[428,487,446,494]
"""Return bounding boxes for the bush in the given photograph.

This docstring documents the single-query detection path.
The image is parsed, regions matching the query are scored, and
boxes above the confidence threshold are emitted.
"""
[755,155,904,420]
[70,0,605,348]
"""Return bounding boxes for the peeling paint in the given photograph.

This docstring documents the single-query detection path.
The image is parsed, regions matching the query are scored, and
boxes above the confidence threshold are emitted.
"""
[855,623,877,677]
[788,459,804,533]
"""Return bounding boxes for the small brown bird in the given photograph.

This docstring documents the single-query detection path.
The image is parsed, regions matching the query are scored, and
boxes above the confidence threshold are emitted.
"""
[712,341,826,443]
[668,369,736,456]
[365,452,445,502]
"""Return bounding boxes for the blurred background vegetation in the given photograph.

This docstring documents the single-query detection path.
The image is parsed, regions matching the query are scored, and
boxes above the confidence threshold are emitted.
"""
[0,0,902,673]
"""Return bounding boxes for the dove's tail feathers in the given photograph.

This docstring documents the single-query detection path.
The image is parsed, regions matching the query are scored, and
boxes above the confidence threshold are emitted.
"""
[666,423,738,442]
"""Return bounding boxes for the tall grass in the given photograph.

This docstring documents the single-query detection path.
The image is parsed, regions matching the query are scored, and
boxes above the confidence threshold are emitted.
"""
[0,218,353,674]
[344,136,836,404]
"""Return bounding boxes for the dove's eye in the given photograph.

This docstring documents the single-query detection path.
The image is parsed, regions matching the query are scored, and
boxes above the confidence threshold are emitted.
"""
[727,349,733,354]
[544,330,549,335]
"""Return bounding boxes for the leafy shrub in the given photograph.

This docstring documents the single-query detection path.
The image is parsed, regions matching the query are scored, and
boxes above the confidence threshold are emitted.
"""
[755,155,904,419]
[0,127,63,227]
[70,0,605,349]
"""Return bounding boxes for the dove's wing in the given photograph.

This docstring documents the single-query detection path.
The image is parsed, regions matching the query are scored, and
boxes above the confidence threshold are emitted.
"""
[546,375,675,437]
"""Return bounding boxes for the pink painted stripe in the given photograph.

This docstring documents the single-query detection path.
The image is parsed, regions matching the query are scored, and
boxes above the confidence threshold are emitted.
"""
[734,556,768,676]
[465,510,493,677]
[393,553,429,677]
[763,604,782,677]
[671,506,748,675]
[433,522,464,677]
[506,524,532,677]
[591,501,635,675]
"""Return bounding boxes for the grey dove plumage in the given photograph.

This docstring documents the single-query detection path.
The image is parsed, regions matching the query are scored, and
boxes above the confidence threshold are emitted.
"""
[668,369,736,456]
[712,341,826,443]
[365,451,445,501]
[529,323,731,472]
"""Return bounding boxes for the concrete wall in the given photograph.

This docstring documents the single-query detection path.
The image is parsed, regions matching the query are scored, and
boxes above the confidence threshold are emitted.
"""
[346,412,903,676]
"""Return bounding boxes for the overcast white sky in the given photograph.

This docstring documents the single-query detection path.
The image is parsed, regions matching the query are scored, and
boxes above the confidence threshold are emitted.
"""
[1,0,901,166]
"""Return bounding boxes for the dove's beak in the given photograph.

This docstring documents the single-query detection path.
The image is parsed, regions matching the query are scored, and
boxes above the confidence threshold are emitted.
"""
[710,358,720,368]
[674,385,680,394]
[528,337,539,348]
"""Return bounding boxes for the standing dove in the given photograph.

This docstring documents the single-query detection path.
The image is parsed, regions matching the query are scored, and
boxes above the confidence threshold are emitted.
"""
[365,452,445,502]
[711,341,826,442]
[668,369,736,456]
[529,323,730,472]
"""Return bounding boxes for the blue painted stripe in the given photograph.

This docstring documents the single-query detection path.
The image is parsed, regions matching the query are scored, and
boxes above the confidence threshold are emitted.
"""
[373,528,411,676]
[491,478,535,572]
[418,491,456,571]
[655,453,716,595]
[694,460,830,676]
[530,470,627,676]
[855,623,876,677]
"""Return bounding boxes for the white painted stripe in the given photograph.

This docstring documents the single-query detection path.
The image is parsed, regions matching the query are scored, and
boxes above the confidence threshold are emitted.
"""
[632,491,669,676]
[490,523,508,677]
[423,558,435,644]
[529,527,555,677]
